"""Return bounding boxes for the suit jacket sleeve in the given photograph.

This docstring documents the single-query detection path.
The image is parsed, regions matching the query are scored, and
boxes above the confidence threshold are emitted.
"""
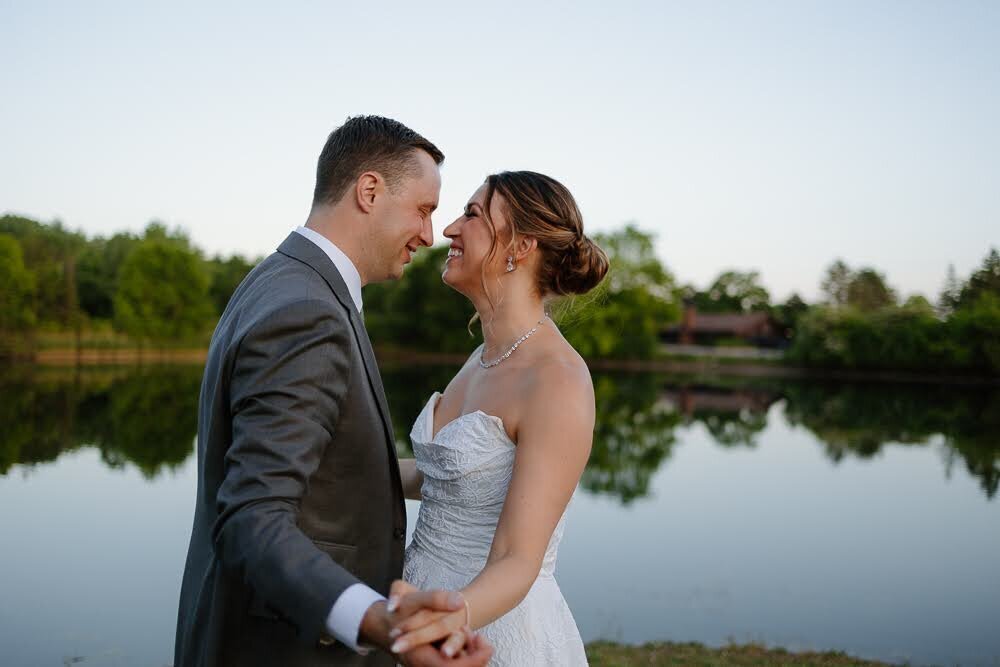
[212,298,360,646]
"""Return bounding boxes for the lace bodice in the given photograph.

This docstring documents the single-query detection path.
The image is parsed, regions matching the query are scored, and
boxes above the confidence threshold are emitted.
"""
[405,392,566,575]
[403,392,587,666]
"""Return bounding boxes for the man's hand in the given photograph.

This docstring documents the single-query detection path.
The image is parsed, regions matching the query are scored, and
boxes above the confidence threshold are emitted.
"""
[397,630,493,667]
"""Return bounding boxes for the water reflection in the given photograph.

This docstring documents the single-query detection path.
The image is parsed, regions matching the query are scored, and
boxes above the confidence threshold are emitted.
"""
[783,382,1000,498]
[2,364,998,502]
[666,384,778,448]
[0,365,201,478]
[584,373,680,503]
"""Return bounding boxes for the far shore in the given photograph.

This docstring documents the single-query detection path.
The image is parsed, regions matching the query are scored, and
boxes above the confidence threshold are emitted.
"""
[5,344,998,387]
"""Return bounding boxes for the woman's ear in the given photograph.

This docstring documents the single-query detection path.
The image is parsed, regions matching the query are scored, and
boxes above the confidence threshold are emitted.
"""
[515,236,538,263]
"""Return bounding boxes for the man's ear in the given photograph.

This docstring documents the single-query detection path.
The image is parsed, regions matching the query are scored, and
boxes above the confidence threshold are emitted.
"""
[355,172,380,213]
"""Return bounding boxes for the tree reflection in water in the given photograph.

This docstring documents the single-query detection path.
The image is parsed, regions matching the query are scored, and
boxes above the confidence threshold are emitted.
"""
[583,373,680,503]
[0,365,201,478]
[782,382,1000,498]
[663,384,778,448]
[1,365,997,502]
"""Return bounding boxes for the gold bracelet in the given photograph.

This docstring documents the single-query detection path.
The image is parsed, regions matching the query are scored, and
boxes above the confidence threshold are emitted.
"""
[461,595,471,628]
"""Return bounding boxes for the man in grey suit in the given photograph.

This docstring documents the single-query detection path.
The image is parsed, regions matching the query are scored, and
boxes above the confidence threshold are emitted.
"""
[175,116,493,667]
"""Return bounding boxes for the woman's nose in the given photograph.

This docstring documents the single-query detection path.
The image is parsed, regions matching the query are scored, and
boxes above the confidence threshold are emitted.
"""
[442,217,462,238]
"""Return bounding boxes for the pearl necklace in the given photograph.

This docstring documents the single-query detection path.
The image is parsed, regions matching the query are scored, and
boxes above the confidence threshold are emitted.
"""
[479,315,549,369]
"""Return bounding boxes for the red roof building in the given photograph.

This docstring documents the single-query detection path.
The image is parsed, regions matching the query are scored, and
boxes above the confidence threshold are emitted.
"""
[663,302,783,347]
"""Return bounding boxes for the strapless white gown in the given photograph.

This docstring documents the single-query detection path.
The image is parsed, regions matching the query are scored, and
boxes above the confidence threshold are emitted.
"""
[402,392,588,666]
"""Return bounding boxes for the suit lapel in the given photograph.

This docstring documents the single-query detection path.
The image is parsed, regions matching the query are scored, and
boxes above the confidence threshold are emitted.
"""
[276,233,400,469]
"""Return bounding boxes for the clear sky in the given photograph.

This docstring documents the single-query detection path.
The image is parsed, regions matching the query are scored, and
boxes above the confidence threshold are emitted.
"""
[2,0,997,301]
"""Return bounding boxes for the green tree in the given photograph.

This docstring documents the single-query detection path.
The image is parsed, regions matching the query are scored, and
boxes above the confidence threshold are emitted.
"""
[364,245,478,354]
[114,239,214,343]
[901,294,935,316]
[0,235,37,334]
[956,248,1000,310]
[558,225,679,359]
[77,232,140,319]
[939,263,962,316]
[142,220,195,248]
[787,296,999,375]
[693,269,771,313]
[770,292,809,339]
[0,215,85,327]
[820,259,897,312]
[846,268,896,312]
[947,291,1000,373]
[821,259,852,306]
[208,254,258,315]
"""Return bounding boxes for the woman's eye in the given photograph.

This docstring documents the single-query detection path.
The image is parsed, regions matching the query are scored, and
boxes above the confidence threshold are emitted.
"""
[465,210,476,218]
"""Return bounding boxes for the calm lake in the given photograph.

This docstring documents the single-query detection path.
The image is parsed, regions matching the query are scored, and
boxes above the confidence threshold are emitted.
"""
[1,363,998,667]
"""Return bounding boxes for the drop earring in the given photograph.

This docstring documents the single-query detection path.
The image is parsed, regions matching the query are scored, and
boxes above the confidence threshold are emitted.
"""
[506,256,515,273]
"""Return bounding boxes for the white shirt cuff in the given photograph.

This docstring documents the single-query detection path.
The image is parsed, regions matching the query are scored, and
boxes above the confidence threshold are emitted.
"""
[325,583,385,654]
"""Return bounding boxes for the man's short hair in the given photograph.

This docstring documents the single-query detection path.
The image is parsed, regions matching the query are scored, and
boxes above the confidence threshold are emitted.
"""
[313,115,444,205]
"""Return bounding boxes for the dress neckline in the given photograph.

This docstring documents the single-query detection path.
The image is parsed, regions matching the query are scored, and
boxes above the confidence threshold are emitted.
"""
[425,392,515,446]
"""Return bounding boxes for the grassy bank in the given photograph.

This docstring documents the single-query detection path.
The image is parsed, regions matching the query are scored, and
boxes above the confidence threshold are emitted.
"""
[585,641,896,666]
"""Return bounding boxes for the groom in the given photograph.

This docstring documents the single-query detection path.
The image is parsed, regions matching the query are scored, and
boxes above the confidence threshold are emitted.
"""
[175,116,492,667]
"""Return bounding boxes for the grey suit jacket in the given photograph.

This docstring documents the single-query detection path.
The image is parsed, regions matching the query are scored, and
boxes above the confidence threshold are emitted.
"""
[175,232,405,667]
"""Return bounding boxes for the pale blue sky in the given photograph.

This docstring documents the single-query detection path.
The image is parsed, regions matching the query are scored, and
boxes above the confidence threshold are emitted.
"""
[2,0,997,301]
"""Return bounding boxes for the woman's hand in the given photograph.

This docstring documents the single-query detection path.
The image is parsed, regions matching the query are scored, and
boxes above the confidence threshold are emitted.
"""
[388,580,470,657]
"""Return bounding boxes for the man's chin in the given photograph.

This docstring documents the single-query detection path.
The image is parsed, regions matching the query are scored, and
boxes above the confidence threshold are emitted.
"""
[368,266,405,283]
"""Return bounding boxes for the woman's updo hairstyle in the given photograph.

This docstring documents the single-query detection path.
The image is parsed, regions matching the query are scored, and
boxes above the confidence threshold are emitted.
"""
[481,171,609,297]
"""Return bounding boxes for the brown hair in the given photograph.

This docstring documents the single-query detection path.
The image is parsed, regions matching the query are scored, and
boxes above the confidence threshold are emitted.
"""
[479,171,609,299]
[312,115,444,205]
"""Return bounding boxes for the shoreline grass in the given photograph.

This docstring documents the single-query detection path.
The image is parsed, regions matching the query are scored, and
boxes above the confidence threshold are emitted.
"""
[585,640,900,666]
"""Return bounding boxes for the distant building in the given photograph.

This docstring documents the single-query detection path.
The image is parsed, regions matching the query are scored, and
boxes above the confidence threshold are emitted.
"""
[662,301,784,348]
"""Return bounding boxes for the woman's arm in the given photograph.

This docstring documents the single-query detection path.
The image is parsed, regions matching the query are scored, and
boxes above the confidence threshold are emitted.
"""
[399,458,424,501]
[388,363,594,654]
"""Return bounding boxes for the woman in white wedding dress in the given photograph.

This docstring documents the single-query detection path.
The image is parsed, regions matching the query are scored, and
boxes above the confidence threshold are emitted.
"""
[391,171,609,666]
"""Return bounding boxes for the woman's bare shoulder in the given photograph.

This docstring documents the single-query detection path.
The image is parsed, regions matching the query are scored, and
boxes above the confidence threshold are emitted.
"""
[522,340,594,409]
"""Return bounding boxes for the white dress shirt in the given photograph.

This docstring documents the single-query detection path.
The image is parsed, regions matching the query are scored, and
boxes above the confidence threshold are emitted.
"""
[295,226,363,313]
[293,226,382,653]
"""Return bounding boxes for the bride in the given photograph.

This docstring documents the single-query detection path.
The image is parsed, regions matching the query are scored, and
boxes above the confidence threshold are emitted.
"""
[390,171,608,665]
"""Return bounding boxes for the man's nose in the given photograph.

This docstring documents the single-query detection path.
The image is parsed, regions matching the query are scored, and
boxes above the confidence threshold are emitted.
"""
[419,216,434,247]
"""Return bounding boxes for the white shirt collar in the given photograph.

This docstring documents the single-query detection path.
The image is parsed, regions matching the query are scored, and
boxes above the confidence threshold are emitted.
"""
[293,226,363,313]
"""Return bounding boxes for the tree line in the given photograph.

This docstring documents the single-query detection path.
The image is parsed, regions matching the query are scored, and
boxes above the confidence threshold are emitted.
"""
[1,213,997,374]
[786,253,1000,374]
[366,222,999,375]
[0,214,257,349]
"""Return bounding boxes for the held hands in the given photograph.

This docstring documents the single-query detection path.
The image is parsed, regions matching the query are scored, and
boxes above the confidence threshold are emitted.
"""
[361,580,492,667]
[387,580,472,659]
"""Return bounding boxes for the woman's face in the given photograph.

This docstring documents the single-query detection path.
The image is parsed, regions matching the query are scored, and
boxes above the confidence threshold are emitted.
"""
[441,182,510,295]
